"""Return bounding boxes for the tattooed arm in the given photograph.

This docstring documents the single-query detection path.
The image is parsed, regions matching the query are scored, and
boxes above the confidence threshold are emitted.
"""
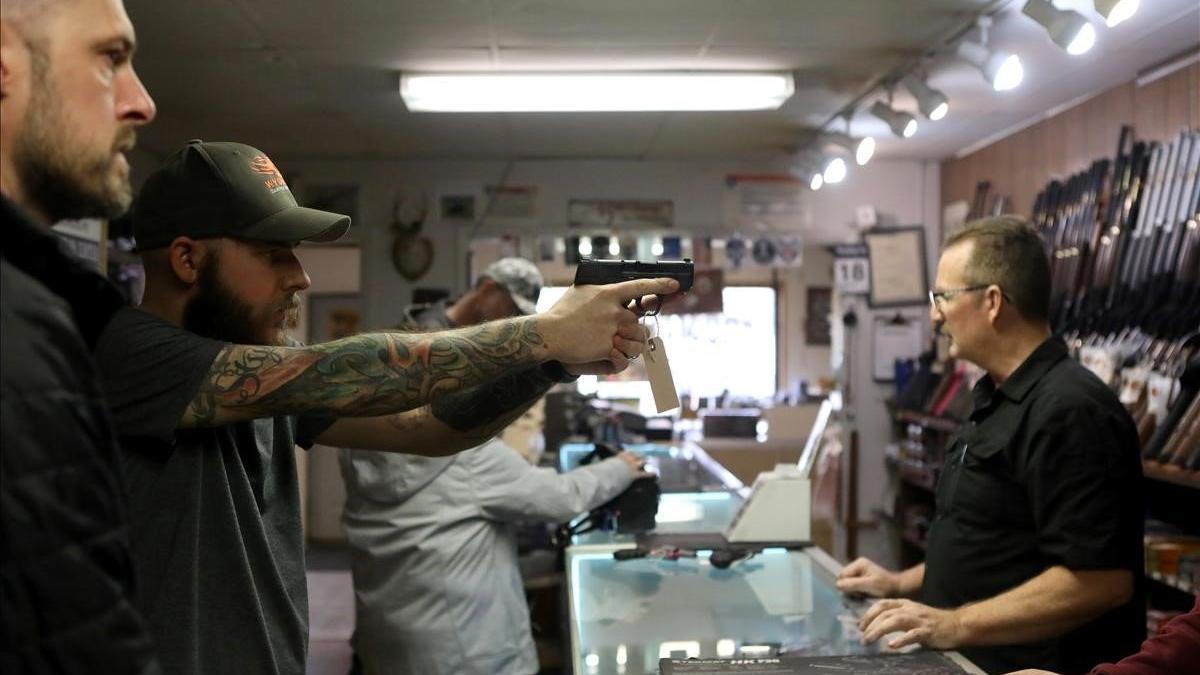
[313,364,557,455]
[181,318,550,428]
[180,276,678,429]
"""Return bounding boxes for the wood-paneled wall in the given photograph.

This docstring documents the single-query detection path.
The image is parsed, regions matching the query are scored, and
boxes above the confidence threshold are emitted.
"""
[941,61,1200,221]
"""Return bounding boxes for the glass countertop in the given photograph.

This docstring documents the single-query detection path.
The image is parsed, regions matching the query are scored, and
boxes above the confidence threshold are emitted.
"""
[571,491,744,547]
[567,547,879,675]
[559,442,743,494]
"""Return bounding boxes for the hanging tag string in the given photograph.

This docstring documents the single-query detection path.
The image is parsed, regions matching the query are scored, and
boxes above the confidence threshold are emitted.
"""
[641,315,660,351]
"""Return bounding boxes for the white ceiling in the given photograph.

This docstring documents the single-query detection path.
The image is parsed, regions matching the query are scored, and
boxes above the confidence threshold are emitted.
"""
[126,0,1199,164]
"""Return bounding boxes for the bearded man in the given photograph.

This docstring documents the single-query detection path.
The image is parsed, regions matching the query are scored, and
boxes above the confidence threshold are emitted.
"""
[92,139,677,675]
[1,0,159,671]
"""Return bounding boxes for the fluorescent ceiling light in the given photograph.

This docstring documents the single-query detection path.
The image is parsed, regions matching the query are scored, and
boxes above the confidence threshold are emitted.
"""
[821,132,876,166]
[1023,0,1096,55]
[1095,0,1138,27]
[400,72,794,112]
[901,74,949,121]
[956,40,1024,91]
[870,101,918,138]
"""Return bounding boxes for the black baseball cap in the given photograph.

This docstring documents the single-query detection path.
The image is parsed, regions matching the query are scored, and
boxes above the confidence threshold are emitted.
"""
[131,139,350,250]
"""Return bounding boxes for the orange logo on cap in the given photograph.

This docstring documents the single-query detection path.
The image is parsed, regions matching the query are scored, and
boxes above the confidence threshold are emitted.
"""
[250,155,287,192]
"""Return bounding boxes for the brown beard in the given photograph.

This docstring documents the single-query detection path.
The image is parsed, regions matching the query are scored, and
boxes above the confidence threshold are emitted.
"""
[11,44,135,223]
[183,253,296,347]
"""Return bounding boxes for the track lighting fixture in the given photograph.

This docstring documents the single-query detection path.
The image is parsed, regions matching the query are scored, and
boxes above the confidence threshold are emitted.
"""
[790,153,826,190]
[870,101,918,138]
[1023,0,1096,55]
[1094,0,1138,27]
[822,157,848,184]
[956,39,1024,91]
[900,74,949,121]
[821,132,876,166]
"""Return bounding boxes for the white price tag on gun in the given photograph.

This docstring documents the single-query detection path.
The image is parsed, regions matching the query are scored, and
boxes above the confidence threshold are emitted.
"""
[643,336,680,413]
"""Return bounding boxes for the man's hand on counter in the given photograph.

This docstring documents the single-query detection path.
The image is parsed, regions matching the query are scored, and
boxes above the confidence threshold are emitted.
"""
[857,598,967,650]
[836,557,901,597]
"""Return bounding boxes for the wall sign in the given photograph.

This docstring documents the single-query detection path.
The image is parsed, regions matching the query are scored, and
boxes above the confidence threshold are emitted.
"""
[567,198,674,229]
[832,244,870,295]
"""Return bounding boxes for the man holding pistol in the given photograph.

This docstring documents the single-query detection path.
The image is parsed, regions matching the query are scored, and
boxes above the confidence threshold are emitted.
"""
[92,139,678,675]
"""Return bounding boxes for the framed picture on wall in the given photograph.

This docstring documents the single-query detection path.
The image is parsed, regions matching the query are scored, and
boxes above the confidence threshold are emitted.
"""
[864,226,929,308]
[805,286,832,345]
[308,293,362,344]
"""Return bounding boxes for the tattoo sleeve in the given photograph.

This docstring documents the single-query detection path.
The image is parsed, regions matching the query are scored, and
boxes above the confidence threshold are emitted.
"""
[428,366,555,441]
[182,317,547,427]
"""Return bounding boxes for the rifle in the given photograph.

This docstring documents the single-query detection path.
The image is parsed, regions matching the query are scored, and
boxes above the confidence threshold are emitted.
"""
[1113,141,1166,325]
[1102,140,1152,332]
[1151,131,1200,336]
[1088,129,1137,331]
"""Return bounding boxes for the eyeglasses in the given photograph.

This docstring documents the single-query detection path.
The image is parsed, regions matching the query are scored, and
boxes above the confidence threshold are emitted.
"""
[928,285,990,310]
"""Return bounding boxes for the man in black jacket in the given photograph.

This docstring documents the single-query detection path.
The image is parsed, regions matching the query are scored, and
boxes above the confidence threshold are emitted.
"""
[0,0,159,671]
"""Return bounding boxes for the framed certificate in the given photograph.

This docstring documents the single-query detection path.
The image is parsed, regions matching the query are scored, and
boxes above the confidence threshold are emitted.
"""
[864,226,929,308]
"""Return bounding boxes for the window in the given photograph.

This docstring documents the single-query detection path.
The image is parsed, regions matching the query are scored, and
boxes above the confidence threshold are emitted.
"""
[537,286,776,414]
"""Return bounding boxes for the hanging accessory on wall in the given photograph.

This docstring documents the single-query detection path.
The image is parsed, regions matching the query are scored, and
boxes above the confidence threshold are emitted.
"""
[725,234,747,268]
[777,235,802,265]
[390,191,434,281]
[751,236,778,265]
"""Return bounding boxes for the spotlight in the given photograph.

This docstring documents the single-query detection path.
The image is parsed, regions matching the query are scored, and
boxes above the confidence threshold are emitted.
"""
[869,101,918,138]
[578,237,593,257]
[790,152,826,190]
[1023,0,1096,55]
[1094,0,1138,27]
[608,237,621,257]
[821,132,876,166]
[956,40,1024,91]
[900,74,949,121]
[823,157,847,184]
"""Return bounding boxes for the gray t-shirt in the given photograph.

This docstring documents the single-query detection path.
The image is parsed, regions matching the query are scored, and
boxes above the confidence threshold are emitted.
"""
[94,307,332,675]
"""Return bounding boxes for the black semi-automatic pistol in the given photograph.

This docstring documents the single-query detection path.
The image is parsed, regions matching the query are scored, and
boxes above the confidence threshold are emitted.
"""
[573,258,694,316]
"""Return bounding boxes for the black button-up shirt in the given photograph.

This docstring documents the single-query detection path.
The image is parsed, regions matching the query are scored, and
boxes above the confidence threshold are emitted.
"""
[921,338,1145,674]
